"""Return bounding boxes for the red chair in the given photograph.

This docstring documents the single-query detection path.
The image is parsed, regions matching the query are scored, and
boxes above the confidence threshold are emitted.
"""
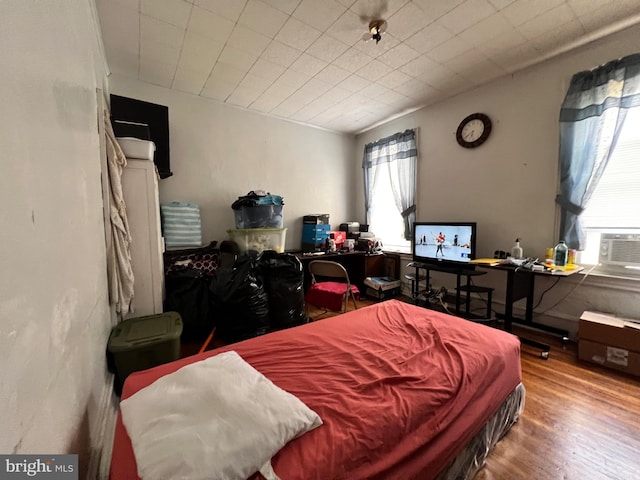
[305,260,359,319]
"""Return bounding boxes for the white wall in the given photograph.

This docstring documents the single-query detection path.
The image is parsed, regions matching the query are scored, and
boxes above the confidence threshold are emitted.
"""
[0,1,113,477]
[109,75,356,250]
[355,24,640,338]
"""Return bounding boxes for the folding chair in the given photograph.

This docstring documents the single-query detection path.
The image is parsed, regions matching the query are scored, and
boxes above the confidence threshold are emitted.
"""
[305,260,359,319]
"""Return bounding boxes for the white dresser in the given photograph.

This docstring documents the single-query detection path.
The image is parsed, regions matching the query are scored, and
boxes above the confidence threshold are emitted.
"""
[121,158,164,317]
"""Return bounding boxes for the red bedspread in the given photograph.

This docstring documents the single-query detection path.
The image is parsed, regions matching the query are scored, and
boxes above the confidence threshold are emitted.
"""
[110,299,521,480]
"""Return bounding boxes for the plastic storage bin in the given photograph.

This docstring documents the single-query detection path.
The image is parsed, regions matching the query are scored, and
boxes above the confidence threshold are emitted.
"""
[233,204,284,229]
[107,312,183,394]
[227,228,287,255]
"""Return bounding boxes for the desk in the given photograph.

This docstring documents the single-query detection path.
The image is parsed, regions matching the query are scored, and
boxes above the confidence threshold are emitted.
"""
[296,251,390,292]
[478,264,583,358]
[407,262,487,317]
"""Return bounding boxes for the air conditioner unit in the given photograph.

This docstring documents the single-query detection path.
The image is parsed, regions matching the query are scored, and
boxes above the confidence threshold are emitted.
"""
[599,233,640,267]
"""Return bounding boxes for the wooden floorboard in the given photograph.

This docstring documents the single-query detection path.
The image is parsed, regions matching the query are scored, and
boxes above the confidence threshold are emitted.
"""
[185,297,640,479]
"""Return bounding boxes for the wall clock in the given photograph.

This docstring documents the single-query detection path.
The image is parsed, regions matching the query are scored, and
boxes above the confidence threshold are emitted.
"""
[456,113,492,148]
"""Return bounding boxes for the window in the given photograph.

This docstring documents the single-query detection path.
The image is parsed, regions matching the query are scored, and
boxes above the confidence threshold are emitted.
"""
[362,130,417,253]
[578,106,640,272]
[556,53,640,277]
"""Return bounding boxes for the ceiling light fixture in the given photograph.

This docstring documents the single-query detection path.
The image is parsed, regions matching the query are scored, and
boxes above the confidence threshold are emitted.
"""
[363,19,387,44]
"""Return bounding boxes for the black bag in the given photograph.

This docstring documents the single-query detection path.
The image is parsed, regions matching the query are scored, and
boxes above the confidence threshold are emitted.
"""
[210,255,270,343]
[164,267,213,342]
[258,251,308,330]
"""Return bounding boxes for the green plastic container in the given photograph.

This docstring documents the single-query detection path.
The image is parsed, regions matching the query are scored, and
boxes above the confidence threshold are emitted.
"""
[107,312,183,394]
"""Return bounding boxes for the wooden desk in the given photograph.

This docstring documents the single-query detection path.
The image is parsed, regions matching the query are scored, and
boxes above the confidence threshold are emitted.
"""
[296,251,389,292]
[478,264,583,358]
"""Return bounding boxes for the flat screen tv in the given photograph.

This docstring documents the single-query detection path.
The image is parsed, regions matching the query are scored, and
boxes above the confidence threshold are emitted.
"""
[412,222,477,268]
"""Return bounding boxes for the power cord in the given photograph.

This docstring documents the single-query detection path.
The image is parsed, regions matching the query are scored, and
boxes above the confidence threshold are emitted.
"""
[536,263,599,314]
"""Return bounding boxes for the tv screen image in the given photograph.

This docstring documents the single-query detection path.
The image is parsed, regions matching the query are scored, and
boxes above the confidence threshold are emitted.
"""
[413,222,476,266]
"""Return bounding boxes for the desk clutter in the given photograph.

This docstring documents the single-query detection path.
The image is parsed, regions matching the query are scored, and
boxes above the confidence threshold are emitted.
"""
[302,215,382,254]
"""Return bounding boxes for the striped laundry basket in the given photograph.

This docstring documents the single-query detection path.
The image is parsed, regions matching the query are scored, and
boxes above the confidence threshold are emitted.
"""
[160,202,202,248]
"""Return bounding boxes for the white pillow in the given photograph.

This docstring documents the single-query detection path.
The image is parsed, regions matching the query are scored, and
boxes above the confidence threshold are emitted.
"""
[120,351,322,480]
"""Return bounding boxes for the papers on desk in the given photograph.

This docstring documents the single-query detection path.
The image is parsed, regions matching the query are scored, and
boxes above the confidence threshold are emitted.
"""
[470,258,521,267]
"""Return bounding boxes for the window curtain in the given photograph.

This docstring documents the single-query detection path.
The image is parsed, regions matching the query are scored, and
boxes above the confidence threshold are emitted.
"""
[556,53,640,249]
[362,129,417,240]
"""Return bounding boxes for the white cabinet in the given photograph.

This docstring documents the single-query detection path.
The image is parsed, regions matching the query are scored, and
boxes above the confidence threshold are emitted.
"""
[121,158,164,317]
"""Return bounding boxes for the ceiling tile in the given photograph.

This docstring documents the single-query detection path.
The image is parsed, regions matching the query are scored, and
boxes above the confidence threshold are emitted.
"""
[292,0,347,31]
[217,45,258,71]
[289,53,329,77]
[411,0,466,21]
[376,43,421,69]
[187,6,235,43]
[399,55,441,78]
[425,35,473,63]
[227,25,271,57]
[140,15,185,48]
[194,0,247,21]
[487,0,517,9]
[489,42,540,71]
[387,2,434,41]
[438,0,496,35]
[403,24,453,54]
[457,12,515,45]
[501,0,565,27]
[238,0,289,38]
[271,97,306,117]
[377,88,411,106]
[338,74,371,92]
[278,68,312,88]
[275,17,322,50]
[227,87,263,108]
[200,76,236,101]
[518,4,577,40]
[324,9,364,46]
[140,38,181,65]
[139,60,176,88]
[356,59,394,82]
[314,64,352,85]
[260,0,302,15]
[260,41,302,67]
[306,35,351,63]
[378,69,412,89]
[209,61,249,84]
[248,58,287,82]
[349,0,411,20]
[332,48,374,73]
[172,67,209,94]
[529,18,586,53]
[236,72,272,93]
[141,0,192,28]
[177,30,224,73]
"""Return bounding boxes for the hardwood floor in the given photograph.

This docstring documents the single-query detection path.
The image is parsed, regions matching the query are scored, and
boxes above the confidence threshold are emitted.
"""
[185,297,640,479]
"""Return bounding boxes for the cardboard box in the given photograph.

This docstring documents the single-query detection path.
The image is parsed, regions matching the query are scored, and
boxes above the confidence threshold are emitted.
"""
[578,311,640,377]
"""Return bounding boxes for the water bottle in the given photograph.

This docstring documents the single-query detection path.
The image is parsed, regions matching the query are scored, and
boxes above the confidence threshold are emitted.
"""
[554,241,568,267]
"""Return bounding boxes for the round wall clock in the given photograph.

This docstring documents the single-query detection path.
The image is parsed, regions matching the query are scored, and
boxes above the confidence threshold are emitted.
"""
[456,113,492,148]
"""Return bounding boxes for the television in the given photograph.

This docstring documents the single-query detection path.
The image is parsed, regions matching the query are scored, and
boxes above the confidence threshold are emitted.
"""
[412,222,477,269]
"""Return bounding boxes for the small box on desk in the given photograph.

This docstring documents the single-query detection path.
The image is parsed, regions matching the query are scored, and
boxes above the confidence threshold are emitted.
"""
[364,276,402,301]
[303,214,330,224]
[578,311,640,377]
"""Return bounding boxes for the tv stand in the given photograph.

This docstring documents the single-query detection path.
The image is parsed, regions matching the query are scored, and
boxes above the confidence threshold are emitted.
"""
[407,262,487,318]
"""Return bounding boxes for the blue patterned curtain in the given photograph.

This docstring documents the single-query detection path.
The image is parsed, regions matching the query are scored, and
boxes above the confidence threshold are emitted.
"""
[557,53,640,249]
[362,129,417,240]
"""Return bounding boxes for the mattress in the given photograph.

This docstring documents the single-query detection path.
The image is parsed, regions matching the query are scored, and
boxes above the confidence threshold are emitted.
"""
[110,299,522,480]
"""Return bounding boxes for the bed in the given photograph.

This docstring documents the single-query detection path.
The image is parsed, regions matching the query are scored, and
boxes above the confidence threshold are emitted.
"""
[110,299,524,480]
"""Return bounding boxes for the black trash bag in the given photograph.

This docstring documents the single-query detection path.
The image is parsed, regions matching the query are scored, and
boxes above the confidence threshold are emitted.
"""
[164,267,213,342]
[210,255,270,343]
[258,251,308,330]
